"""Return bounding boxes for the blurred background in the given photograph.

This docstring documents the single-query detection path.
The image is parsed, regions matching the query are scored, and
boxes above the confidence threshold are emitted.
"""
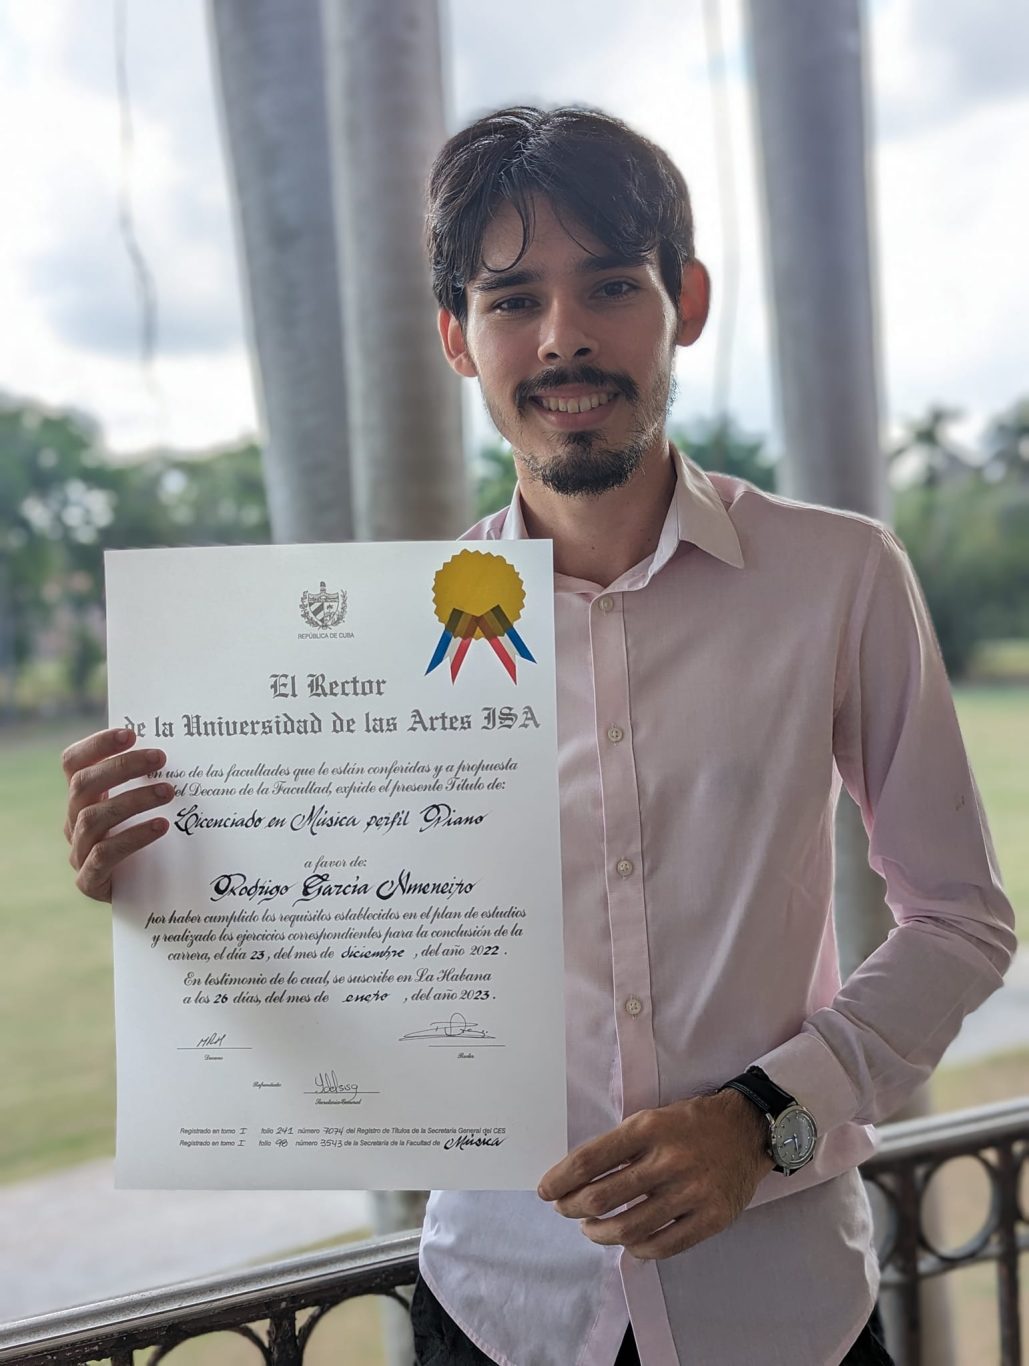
[0,1,1026,1363]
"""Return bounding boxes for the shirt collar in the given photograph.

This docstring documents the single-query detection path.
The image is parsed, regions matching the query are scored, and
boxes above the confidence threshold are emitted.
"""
[496,441,745,579]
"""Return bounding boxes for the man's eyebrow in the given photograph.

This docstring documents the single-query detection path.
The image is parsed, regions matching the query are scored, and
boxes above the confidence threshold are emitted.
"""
[469,269,543,296]
[470,252,649,295]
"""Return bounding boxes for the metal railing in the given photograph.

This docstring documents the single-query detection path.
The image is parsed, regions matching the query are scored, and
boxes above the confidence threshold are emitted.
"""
[862,1097,1028,1366]
[0,1230,421,1366]
[1,1098,1026,1366]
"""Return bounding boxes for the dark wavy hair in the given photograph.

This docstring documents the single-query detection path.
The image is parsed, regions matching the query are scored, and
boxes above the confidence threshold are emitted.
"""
[425,105,696,326]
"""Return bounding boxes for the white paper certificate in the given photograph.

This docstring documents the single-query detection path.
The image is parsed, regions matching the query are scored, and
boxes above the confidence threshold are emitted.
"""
[105,541,566,1190]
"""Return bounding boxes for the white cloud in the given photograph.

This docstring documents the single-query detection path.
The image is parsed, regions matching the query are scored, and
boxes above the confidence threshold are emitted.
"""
[872,0,1029,137]
[873,92,1029,442]
[0,0,252,453]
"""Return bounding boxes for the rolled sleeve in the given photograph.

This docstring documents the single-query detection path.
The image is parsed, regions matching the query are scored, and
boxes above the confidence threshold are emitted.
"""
[755,526,1017,1132]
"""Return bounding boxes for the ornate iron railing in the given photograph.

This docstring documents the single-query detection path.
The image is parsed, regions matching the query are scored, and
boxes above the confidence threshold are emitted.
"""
[0,1098,1026,1366]
[0,1230,421,1366]
[862,1097,1028,1366]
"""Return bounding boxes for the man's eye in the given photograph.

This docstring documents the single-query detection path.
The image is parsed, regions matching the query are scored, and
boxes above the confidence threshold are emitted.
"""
[493,296,533,314]
[598,280,638,299]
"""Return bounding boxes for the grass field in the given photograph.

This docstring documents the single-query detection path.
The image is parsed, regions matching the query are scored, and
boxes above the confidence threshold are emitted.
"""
[0,718,121,1183]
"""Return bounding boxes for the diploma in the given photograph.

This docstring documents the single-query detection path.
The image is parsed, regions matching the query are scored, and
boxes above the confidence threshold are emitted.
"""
[105,542,567,1189]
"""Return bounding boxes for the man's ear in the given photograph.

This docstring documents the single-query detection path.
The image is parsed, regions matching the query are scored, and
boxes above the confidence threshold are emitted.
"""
[675,260,711,348]
[438,307,478,378]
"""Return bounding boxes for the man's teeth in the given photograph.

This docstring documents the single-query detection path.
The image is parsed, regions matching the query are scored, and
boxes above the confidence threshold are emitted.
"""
[537,392,616,414]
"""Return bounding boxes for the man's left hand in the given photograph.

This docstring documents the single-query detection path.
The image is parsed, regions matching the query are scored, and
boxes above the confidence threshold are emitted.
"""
[537,1090,775,1261]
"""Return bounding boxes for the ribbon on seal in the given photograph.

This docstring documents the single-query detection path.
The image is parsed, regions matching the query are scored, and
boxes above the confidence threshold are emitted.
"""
[425,550,536,683]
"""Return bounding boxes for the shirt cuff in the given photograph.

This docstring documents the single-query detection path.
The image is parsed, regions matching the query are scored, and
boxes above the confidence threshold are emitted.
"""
[751,1031,861,1135]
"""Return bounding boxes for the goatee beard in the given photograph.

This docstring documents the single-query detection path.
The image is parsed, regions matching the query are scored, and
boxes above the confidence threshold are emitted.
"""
[478,360,678,499]
[525,434,646,497]
[486,360,648,497]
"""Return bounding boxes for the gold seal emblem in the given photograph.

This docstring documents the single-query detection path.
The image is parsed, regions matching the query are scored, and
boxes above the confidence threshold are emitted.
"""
[426,551,536,682]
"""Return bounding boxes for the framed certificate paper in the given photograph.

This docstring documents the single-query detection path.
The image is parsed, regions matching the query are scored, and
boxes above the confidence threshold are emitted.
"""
[105,541,566,1189]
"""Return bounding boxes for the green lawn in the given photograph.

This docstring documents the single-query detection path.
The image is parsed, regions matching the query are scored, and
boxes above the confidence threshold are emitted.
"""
[940,687,1029,939]
[0,719,120,1183]
[0,688,1026,1186]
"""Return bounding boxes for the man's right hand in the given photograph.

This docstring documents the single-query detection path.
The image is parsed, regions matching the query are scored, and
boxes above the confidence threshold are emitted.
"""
[62,728,175,902]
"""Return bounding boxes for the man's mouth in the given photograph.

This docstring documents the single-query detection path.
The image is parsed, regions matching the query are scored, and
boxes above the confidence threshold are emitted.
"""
[529,391,619,415]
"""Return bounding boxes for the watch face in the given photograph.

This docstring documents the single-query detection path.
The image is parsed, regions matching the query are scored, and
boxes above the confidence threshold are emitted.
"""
[770,1106,817,1167]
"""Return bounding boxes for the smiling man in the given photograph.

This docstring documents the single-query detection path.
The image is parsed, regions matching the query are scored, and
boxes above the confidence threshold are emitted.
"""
[447,198,699,511]
[60,105,1015,1366]
[411,105,1015,1365]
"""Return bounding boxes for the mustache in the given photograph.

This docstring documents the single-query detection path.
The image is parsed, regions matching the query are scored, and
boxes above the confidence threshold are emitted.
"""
[518,368,639,407]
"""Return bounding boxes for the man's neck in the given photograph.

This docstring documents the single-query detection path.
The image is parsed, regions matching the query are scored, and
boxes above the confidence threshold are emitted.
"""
[517,439,677,587]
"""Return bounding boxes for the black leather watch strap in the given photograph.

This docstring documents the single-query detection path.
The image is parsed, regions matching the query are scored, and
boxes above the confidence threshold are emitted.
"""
[717,1065,797,1119]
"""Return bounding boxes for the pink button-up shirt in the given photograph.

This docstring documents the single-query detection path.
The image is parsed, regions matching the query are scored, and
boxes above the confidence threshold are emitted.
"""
[418,443,1016,1366]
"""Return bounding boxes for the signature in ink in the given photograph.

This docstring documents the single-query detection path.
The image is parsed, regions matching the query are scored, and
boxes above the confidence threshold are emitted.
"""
[400,1012,495,1042]
[313,1070,360,1095]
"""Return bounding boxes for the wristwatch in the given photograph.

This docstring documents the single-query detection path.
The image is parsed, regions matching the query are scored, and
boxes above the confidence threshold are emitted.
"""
[718,1066,818,1176]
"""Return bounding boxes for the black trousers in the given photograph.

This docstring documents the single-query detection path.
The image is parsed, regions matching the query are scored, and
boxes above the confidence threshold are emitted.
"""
[410,1273,896,1365]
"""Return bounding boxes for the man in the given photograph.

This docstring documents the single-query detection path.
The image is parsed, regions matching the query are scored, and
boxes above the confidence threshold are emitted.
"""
[62,107,1015,1365]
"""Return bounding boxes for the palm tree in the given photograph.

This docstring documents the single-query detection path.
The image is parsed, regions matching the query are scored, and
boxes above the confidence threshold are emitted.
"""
[889,404,977,490]
[983,397,1029,484]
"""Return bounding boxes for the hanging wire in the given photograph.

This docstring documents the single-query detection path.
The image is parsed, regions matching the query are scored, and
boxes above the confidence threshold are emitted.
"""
[702,0,741,450]
[113,0,161,399]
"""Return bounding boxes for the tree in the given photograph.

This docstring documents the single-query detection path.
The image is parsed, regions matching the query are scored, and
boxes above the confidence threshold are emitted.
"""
[474,419,778,524]
[982,397,1029,485]
[670,416,778,490]
[0,394,273,717]
[893,479,1005,678]
[889,404,976,489]
[0,400,113,693]
[476,444,518,518]
[106,442,269,551]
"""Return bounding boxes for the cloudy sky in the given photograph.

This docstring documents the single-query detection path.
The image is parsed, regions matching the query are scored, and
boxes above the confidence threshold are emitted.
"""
[0,0,1025,463]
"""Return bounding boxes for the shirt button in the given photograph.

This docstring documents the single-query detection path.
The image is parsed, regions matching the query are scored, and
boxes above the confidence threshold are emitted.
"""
[625,996,643,1018]
[616,858,634,877]
[606,726,624,743]
[596,595,614,612]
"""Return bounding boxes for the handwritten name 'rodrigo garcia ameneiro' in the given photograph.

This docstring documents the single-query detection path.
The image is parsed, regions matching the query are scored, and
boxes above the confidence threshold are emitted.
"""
[205,869,478,906]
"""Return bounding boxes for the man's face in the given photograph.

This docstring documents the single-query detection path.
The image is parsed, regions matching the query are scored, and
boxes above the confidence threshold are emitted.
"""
[439,195,704,498]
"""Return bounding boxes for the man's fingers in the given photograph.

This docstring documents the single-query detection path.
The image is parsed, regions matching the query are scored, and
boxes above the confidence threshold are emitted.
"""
[624,1211,720,1262]
[539,1111,655,1200]
[538,1125,642,1202]
[69,783,176,871]
[75,817,170,902]
[60,727,171,905]
[61,727,136,782]
[66,746,167,835]
[580,1193,683,1248]
[553,1161,651,1219]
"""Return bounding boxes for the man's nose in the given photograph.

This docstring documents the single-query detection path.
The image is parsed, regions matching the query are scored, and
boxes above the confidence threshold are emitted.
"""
[537,299,598,364]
